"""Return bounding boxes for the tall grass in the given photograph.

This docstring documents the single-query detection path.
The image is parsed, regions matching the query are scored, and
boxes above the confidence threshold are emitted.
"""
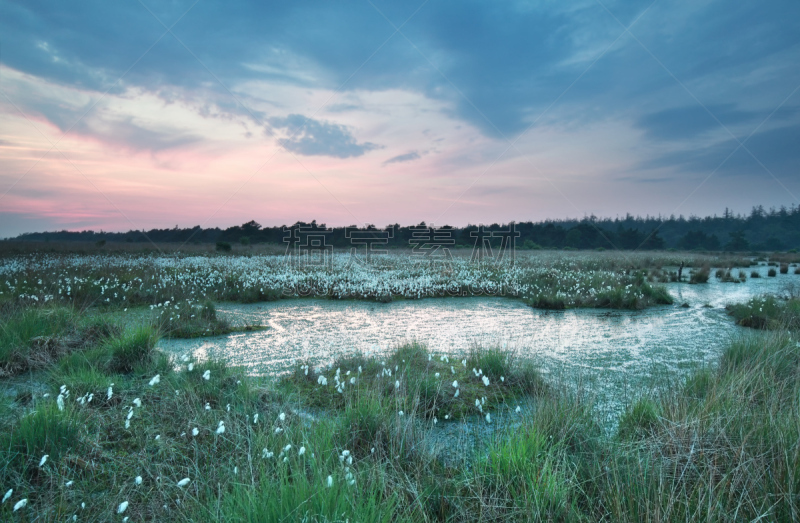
[1,297,798,521]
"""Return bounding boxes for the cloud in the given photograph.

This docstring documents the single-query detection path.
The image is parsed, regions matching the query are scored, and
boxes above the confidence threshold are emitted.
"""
[384,151,421,165]
[640,123,800,178]
[268,114,380,158]
[635,104,757,141]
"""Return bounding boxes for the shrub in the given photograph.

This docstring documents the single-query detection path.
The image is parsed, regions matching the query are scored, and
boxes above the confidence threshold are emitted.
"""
[216,241,232,252]
[768,268,777,277]
[239,236,250,245]
[779,263,788,274]
[751,270,761,278]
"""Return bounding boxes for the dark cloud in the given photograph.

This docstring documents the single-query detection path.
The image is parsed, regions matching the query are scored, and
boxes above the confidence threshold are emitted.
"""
[384,151,421,165]
[268,114,380,158]
[640,124,800,178]
[2,0,799,150]
[635,104,756,141]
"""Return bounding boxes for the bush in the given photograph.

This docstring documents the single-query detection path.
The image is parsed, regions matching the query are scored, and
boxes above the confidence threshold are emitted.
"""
[779,263,788,274]
[751,270,761,278]
[240,236,250,246]
[216,241,232,252]
[768,268,777,277]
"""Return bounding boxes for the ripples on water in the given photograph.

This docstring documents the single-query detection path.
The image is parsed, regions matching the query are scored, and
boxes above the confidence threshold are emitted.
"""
[160,267,797,420]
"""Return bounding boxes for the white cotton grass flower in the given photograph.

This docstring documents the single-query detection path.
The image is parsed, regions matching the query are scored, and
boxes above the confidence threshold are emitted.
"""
[39,454,49,467]
[395,380,400,389]
[135,476,142,485]
[216,421,225,434]
[398,410,404,416]
[155,434,161,440]
[485,413,492,423]
[279,412,286,421]
[482,376,490,387]
[515,406,522,413]
[13,498,28,511]
[253,413,259,424]
[192,427,199,436]
[2,489,12,503]
[262,449,274,458]
[117,501,129,514]
[452,380,458,388]
[65,481,73,487]
[177,477,191,487]
[274,427,283,434]
[454,389,460,398]
[133,398,142,407]
[204,403,211,410]
[434,372,440,378]
[149,374,160,386]
[283,444,292,453]
[298,446,306,456]
[107,384,114,400]
[202,370,211,380]
[327,475,333,487]
[188,363,194,371]
[57,394,65,411]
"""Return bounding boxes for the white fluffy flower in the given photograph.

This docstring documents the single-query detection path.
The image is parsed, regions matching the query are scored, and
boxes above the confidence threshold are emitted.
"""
[202,370,211,380]
[135,476,142,485]
[216,421,225,435]
[2,489,12,503]
[13,498,28,511]
[39,454,48,467]
[192,427,199,436]
[327,475,333,487]
[177,478,191,487]
[133,398,142,407]
[117,501,128,514]
[149,374,160,386]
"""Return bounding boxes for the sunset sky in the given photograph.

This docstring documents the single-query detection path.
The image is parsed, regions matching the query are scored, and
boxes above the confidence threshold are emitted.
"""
[1,0,799,237]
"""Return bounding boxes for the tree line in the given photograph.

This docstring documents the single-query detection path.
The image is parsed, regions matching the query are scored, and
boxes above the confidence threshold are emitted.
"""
[9,205,800,251]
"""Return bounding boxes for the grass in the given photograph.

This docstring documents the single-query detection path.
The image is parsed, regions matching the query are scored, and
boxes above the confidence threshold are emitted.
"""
[1,288,799,521]
[726,295,800,330]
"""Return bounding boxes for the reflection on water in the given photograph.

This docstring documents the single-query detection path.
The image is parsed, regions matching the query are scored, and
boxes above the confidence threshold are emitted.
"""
[159,267,797,419]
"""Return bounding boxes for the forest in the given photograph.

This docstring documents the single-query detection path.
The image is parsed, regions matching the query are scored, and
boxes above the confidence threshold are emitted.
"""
[9,205,800,251]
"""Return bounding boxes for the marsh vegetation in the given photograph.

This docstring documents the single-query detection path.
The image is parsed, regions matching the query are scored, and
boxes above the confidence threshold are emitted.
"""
[1,251,799,521]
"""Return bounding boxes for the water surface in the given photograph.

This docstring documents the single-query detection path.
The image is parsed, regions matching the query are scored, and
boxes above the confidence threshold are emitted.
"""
[159,268,797,419]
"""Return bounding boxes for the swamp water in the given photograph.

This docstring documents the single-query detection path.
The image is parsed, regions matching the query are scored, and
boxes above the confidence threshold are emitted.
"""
[160,267,797,423]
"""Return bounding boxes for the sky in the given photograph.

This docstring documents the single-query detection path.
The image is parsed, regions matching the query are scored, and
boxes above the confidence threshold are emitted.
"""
[1,0,799,237]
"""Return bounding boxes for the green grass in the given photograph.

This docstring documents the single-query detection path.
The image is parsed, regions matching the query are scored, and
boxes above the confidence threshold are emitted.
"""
[726,295,800,330]
[0,294,798,521]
